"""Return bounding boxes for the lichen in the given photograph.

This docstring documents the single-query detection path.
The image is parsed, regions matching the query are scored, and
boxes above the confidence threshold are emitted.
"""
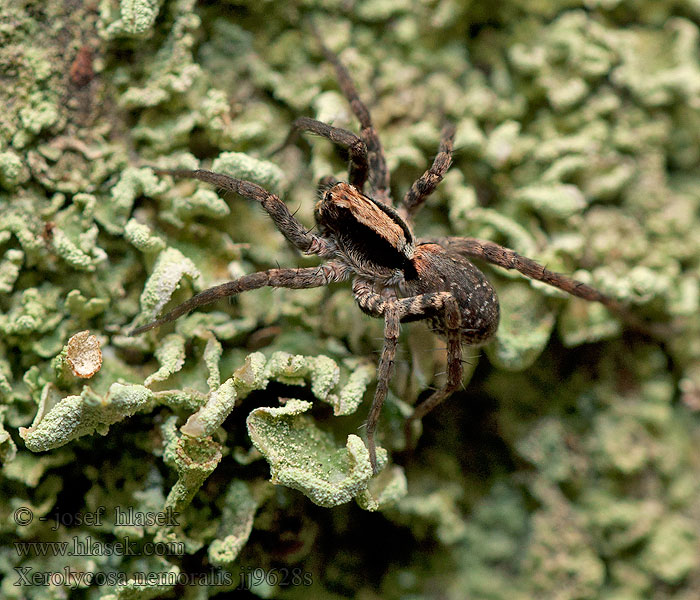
[2,0,700,597]
[143,334,186,386]
[101,0,162,39]
[211,152,285,196]
[132,247,201,328]
[208,480,257,566]
[246,399,384,508]
[163,433,222,514]
[19,383,155,452]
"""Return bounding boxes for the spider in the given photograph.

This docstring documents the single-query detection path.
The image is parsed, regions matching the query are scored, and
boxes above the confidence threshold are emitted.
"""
[130,30,637,474]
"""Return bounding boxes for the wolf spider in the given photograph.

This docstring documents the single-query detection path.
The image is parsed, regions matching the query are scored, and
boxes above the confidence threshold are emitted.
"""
[131,31,634,474]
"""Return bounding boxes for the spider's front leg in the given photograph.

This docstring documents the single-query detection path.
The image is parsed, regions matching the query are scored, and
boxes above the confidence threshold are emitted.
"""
[399,123,456,223]
[310,23,391,203]
[367,302,401,474]
[276,117,369,190]
[353,279,463,473]
[151,169,334,258]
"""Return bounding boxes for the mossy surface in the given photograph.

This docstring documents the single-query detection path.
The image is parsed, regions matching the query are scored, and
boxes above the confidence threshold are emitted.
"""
[1,0,700,598]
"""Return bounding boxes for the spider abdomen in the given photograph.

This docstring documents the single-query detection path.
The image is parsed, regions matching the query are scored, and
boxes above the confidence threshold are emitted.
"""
[404,243,500,343]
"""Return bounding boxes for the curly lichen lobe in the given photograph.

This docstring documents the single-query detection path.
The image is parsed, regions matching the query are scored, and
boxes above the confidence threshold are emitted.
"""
[136,247,201,322]
[247,400,385,508]
[208,480,257,566]
[212,152,285,194]
[102,0,161,38]
[20,383,155,452]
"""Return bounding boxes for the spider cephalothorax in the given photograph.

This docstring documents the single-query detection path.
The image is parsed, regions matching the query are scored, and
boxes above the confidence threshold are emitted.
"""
[131,29,636,473]
[316,182,416,282]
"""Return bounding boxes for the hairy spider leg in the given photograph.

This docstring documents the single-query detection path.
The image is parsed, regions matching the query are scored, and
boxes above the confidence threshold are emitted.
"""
[369,305,400,473]
[130,264,348,335]
[310,24,391,203]
[434,237,620,305]
[353,279,463,472]
[151,169,334,256]
[432,236,673,339]
[404,296,462,448]
[400,123,456,222]
[277,117,369,190]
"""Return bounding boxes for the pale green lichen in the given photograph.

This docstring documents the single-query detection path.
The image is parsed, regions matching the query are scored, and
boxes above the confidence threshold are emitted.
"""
[180,351,372,442]
[356,465,408,511]
[143,334,186,386]
[124,218,167,254]
[459,207,537,258]
[211,152,285,195]
[0,249,23,294]
[485,281,556,370]
[612,18,700,107]
[161,188,230,228]
[326,359,375,416]
[113,0,203,111]
[523,482,606,599]
[0,287,62,338]
[395,483,470,545]
[261,352,339,399]
[208,480,257,566]
[0,150,28,189]
[50,227,99,271]
[247,399,388,508]
[0,211,44,260]
[3,1,700,598]
[163,434,222,513]
[133,247,201,328]
[512,183,587,218]
[19,383,155,451]
[96,167,169,235]
[65,289,109,320]
[202,334,222,390]
[180,377,237,438]
[17,91,60,140]
[103,0,161,38]
[639,515,698,584]
[102,564,180,600]
[558,298,621,347]
[2,446,73,487]
[0,407,17,464]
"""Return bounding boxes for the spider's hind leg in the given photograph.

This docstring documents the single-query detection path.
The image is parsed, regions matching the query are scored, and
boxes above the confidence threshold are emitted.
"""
[432,236,674,340]
[353,279,463,472]
[404,298,463,450]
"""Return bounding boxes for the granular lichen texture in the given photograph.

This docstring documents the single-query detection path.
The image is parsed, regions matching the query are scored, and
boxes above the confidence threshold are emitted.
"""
[1,0,699,598]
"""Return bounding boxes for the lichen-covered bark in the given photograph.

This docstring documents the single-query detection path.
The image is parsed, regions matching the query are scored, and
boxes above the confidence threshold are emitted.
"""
[1,0,700,598]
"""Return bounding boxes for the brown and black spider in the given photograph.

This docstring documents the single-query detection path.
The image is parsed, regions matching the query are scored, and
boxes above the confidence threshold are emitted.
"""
[130,30,643,473]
